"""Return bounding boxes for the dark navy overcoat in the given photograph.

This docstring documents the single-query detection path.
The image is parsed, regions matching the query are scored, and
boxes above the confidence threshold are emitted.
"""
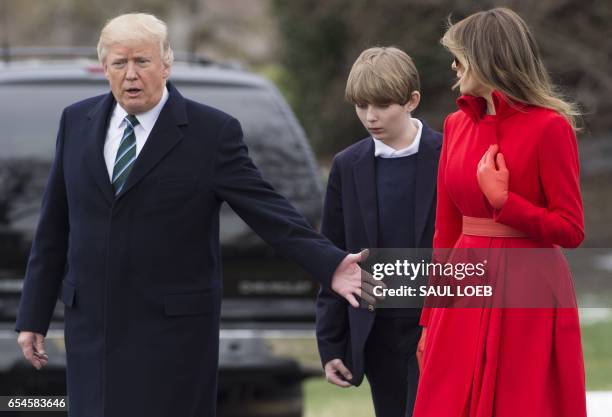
[16,83,345,417]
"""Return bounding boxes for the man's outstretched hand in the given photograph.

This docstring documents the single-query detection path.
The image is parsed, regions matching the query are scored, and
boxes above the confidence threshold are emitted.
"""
[331,249,383,308]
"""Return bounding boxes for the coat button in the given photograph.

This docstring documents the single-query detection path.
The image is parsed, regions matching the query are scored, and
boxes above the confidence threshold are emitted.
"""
[368,304,375,312]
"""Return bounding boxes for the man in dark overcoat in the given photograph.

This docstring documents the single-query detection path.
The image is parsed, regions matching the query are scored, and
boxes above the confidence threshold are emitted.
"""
[15,13,372,417]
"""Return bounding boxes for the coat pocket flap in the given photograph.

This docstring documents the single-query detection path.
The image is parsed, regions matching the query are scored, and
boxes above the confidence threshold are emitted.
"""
[59,281,76,308]
[164,291,214,316]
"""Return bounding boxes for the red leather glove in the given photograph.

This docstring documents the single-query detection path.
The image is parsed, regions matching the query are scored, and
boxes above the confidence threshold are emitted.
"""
[477,144,509,210]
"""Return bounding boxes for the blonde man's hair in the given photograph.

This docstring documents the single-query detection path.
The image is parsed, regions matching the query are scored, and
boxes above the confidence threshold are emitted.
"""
[97,13,174,67]
[345,47,420,106]
[442,7,581,130]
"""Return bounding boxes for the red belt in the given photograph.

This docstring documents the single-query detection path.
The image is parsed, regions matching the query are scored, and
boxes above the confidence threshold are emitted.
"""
[462,216,527,238]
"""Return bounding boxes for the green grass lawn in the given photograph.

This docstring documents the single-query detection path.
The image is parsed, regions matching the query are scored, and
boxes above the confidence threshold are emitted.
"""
[582,316,612,390]
[304,379,374,417]
[299,315,612,417]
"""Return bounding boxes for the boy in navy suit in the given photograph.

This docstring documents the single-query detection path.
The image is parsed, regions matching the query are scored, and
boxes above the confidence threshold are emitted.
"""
[316,47,442,417]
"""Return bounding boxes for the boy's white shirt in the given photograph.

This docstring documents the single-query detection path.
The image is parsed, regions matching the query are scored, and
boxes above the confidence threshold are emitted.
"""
[372,117,423,158]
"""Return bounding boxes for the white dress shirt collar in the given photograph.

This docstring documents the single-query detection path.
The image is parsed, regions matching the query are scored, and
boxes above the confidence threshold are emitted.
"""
[112,85,170,133]
[373,118,423,158]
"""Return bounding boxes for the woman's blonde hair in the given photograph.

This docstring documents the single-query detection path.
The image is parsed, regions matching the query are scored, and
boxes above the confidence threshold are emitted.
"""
[345,46,420,106]
[442,7,581,130]
[97,13,174,67]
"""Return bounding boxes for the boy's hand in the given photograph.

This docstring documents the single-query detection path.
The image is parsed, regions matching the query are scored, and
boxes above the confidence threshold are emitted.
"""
[324,358,353,387]
[416,327,427,371]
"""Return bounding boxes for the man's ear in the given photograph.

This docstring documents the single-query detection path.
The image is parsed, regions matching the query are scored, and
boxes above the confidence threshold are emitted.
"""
[405,91,421,113]
[162,64,171,80]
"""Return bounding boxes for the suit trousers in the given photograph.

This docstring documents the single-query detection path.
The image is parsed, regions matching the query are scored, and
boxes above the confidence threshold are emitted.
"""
[363,314,421,417]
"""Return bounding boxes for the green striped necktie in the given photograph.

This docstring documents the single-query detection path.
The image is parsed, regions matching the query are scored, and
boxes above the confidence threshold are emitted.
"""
[112,114,140,195]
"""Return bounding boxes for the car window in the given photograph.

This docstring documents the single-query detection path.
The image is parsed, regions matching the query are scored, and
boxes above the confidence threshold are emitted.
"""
[1,83,109,158]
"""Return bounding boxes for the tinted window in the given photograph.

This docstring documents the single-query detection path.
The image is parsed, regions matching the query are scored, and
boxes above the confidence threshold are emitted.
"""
[1,84,109,158]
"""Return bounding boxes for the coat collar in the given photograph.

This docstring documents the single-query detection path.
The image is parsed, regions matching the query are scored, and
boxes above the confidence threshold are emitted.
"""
[456,90,529,123]
[84,82,188,204]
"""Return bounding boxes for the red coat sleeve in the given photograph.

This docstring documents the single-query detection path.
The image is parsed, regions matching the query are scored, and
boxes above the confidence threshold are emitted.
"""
[494,115,584,248]
[420,115,464,327]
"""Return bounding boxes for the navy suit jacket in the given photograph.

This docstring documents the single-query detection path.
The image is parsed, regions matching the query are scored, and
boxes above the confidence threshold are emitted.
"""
[315,122,442,386]
[16,82,346,417]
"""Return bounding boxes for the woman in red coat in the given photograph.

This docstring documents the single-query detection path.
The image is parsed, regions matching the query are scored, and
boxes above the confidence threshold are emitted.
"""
[413,8,586,417]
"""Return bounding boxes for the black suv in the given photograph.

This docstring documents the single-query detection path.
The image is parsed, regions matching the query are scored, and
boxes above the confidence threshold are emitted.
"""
[0,50,323,417]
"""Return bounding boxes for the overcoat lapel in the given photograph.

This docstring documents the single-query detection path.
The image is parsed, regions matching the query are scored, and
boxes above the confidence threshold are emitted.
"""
[84,93,116,205]
[352,140,379,248]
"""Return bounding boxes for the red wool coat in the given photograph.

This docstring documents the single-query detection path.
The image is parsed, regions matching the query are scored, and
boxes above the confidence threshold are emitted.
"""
[415,91,586,417]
